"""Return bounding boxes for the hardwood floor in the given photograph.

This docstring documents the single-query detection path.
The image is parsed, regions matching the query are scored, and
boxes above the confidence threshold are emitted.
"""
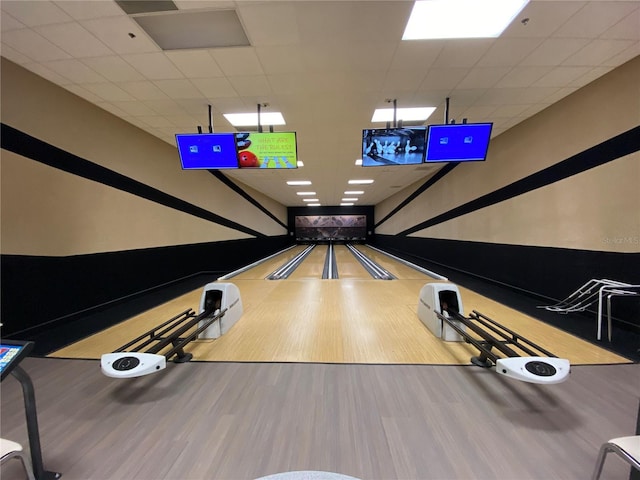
[1,358,638,480]
[50,246,629,365]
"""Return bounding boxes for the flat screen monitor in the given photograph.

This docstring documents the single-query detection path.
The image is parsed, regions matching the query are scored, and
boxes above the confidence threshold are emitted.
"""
[176,133,239,169]
[425,123,493,163]
[235,132,298,169]
[0,340,34,381]
[362,127,427,166]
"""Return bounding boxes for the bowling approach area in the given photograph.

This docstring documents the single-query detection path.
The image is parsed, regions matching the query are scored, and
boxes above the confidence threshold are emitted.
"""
[51,244,627,366]
[3,244,638,480]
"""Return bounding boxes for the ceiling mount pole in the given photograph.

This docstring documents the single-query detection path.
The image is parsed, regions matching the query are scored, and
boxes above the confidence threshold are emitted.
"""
[393,99,397,128]
[208,104,213,133]
[445,97,450,124]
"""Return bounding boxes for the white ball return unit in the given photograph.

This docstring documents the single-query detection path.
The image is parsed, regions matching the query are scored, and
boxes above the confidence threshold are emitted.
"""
[101,282,242,378]
[418,283,570,385]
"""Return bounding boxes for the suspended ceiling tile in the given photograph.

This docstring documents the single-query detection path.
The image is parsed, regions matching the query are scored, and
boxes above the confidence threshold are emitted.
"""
[563,39,636,67]
[1,28,71,62]
[191,76,238,98]
[121,52,184,80]
[210,46,264,76]
[1,0,72,26]
[81,82,137,102]
[116,80,169,100]
[80,16,158,54]
[153,78,204,99]
[42,58,108,83]
[81,55,145,82]
[0,11,26,31]
[501,1,586,38]
[165,50,224,78]
[477,37,544,67]
[553,1,639,38]
[496,66,553,88]
[236,2,300,47]
[34,22,113,58]
[520,38,591,66]
[55,0,126,21]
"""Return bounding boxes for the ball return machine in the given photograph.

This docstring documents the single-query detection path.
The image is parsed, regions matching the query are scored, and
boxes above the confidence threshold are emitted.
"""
[101,282,242,378]
[418,283,570,384]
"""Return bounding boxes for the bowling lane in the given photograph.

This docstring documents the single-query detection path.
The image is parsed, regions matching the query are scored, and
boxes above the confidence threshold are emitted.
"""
[333,244,373,279]
[49,243,631,365]
[231,245,309,280]
[353,244,443,280]
[287,244,328,279]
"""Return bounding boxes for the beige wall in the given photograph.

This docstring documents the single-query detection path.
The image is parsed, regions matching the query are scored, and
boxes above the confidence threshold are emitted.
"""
[375,56,640,253]
[1,59,288,256]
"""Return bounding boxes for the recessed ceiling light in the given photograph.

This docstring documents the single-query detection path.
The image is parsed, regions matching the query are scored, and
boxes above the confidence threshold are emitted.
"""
[287,180,312,186]
[224,112,286,126]
[348,179,374,185]
[355,159,363,166]
[303,198,319,202]
[296,192,316,196]
[402,0,529,40]
[345,190,364,195]
[371,107,436,123]
[340,203,354,206]
[307,203,321,207]
[297,160,304,167]
[342,198,358,202]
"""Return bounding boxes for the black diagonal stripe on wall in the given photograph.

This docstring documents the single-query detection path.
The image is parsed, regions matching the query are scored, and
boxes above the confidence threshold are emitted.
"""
[399,125,640,236]
[1,123,266,238]
[209,170,287,229]
[375,163,458,228]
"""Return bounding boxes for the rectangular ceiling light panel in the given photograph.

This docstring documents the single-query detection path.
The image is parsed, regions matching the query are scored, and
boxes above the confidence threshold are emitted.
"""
[371,107,436,122]
[403,0,529,40]
[224,112,286,127]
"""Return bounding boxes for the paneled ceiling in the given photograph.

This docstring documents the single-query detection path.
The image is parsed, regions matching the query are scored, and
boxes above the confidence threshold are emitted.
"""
[1,1,638,207]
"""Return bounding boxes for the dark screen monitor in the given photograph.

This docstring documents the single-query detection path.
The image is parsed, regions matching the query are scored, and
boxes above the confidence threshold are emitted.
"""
[425,123,493,163]
[362,127,426,166]
[235,132,298,169]
[176,133,239,169]
[0,340,34,381]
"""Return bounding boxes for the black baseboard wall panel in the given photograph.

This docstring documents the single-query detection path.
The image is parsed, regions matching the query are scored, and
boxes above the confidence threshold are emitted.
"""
[1,236,292,337]
[371,235,640,325]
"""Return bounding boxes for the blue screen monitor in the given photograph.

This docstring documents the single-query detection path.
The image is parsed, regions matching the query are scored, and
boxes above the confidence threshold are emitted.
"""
[176,133,239,169]
[362,127,426,166]
[425,123,493,163]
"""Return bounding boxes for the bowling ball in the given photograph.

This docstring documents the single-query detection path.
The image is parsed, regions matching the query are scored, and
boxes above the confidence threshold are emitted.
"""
[238,150,259,168]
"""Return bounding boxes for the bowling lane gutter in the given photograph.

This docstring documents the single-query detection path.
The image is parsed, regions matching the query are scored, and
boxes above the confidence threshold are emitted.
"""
[322,242,339,279]
[266,244,316,280]
[346,243,395,280]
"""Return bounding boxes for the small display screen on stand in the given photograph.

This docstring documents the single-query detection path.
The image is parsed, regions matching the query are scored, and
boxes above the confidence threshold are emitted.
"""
[0,340,34,381]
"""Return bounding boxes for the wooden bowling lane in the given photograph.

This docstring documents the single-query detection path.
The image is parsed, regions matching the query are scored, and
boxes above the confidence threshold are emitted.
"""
[50,245,631,365]
[352,244,443,280]
[287,243,327,279]
[231,245,309,280]
[333,244,373,279]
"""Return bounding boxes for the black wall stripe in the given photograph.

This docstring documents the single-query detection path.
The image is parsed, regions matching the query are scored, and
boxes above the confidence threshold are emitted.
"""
[1,123,267,238]
[399,125,640,236]
[210,170,288,229]
[375,163,458,228]
[1,236,292,338]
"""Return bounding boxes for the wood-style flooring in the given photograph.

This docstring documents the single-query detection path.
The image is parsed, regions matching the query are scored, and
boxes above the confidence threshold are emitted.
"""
[1,357,638,480]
